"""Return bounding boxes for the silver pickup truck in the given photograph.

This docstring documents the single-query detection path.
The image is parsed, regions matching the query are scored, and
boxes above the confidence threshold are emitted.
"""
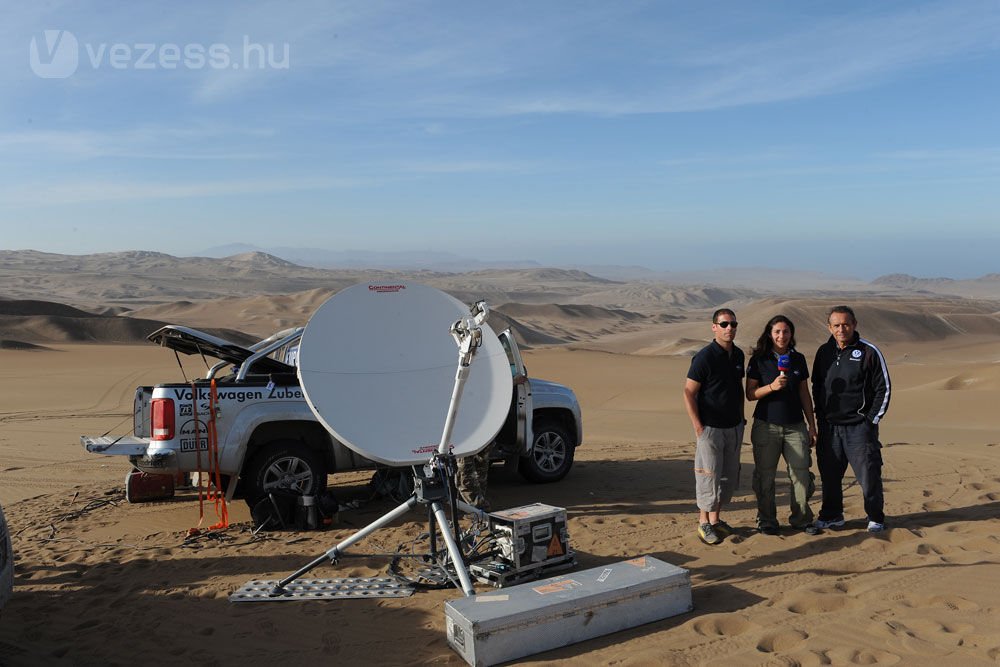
[83,325,582,506]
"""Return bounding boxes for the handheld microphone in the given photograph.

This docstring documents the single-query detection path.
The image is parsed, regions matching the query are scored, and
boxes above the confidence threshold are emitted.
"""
[777,354,790,377]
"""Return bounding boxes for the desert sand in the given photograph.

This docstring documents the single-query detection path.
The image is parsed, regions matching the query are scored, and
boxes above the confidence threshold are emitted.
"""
[2,258,1000,665]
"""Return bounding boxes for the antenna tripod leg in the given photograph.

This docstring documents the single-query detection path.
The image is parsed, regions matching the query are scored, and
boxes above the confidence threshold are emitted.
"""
[430,500,476,596]
[269,495,420,596]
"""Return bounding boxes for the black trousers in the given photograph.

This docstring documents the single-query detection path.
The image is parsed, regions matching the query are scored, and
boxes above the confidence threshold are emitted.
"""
[816,421,884,524]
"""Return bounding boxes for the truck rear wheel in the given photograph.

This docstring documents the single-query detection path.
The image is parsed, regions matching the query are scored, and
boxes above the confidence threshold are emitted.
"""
[243,441,327,506]
[519,418,574,483]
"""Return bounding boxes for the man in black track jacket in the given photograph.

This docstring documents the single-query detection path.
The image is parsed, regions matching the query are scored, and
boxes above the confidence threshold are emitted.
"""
[812,305,891,533]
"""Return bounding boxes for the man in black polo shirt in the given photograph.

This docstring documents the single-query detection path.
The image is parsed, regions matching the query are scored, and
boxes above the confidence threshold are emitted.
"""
[683,308,746,545]
[812,305,891,533]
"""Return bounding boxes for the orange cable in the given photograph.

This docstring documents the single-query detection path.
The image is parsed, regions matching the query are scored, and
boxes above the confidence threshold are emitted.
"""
[189,381,206,532]
[207,379,229,529]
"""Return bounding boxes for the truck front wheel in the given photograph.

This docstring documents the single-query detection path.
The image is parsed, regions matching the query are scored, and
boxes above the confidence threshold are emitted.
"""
[243,441,327,506]
[519,419,574,483]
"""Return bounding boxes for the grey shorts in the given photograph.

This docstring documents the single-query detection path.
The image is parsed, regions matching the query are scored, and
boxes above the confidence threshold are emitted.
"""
[694,424,744,512]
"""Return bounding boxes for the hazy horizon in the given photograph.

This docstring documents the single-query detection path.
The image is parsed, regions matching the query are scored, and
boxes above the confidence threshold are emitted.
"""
[2,243,997,284]
[4,2,999,279]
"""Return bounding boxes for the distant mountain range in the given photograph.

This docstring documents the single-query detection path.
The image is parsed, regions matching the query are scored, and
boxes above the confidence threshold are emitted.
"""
[2,248,998,315]
[196,244,1000,297]
[871,273,1000,299]
[199,243,543,272]
[2,248,998,347]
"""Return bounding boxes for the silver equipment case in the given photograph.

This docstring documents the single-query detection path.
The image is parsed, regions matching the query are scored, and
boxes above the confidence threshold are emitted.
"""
[445,555,693,666]
[470,502,575,587]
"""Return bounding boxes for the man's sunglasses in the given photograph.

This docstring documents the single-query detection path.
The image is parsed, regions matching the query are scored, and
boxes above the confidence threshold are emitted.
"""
[715,321,738,328]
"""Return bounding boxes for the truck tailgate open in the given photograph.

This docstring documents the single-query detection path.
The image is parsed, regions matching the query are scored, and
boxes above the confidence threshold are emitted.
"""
[81,435,150,457]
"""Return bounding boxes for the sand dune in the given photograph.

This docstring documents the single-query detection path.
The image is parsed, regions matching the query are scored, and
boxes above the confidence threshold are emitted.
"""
[0,340,51,351]
[565,296,1000,357]
[126,288,338,337]
[0,300,100,318]
[0,299,260,346]
[874,272,1000,299]
[0,313,168,345]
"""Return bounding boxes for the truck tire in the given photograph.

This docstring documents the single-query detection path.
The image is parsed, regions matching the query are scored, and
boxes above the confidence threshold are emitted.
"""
[519,418,575,483]
[1,502,13,612]
[243,441,327,506]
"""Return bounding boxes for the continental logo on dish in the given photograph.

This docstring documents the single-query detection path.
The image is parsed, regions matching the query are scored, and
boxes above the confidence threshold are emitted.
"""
[369,284,406,293]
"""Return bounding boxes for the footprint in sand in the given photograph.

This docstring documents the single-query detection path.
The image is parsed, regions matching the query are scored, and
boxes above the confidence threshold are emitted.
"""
[729,543,752,556]
[778,649,838,666]
[692,613,754,637]
[920,595,979,612]
[825,580,852,595]
[883,617,974,646]
[980,492,1000,501]
[756,628,808,653]
[846,648,901,665]
[922,501,950,512]
[915,543,949,555]
[786,593,858,615]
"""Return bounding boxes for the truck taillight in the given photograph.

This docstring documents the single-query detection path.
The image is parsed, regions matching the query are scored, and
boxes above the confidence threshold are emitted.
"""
[151,398,175,440]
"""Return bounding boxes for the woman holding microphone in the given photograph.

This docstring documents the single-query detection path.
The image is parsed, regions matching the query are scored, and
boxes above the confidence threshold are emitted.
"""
[746,315,820,535]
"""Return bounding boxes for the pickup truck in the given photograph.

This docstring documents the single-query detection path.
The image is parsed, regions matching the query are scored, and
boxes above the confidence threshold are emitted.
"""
[83,324,582,507]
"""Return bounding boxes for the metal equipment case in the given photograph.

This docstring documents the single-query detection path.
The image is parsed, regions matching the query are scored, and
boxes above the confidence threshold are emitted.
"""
[445,556,693,666]
[471,503,574,585]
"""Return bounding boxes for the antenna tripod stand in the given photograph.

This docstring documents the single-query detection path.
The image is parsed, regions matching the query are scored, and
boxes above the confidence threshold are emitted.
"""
[267,302,493,598]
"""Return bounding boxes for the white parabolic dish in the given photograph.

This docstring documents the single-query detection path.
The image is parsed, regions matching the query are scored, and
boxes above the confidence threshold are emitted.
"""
[297,282,513,466]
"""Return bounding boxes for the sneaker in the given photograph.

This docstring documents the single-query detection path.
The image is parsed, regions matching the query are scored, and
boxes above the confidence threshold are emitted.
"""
[815,516,846,529]
[759,524,780,536]
[802,524,822,536]
[712,520,735,537]
[867,521,885,533]
[698,522,721,545]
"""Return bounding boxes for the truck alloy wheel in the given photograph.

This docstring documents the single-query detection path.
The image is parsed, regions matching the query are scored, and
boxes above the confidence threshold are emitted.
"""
[244,441,327,505]
[520,419,575,483]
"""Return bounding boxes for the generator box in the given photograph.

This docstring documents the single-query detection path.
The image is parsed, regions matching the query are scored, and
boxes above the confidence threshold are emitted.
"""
[489,503,571,571]
[445,556,692,667]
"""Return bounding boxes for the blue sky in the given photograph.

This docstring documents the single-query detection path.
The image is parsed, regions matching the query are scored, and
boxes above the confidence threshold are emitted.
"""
[2,1,999,278]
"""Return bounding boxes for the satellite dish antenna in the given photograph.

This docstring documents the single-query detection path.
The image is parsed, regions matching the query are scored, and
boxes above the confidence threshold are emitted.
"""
[267,282,512,597]
[296,282,512,465]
